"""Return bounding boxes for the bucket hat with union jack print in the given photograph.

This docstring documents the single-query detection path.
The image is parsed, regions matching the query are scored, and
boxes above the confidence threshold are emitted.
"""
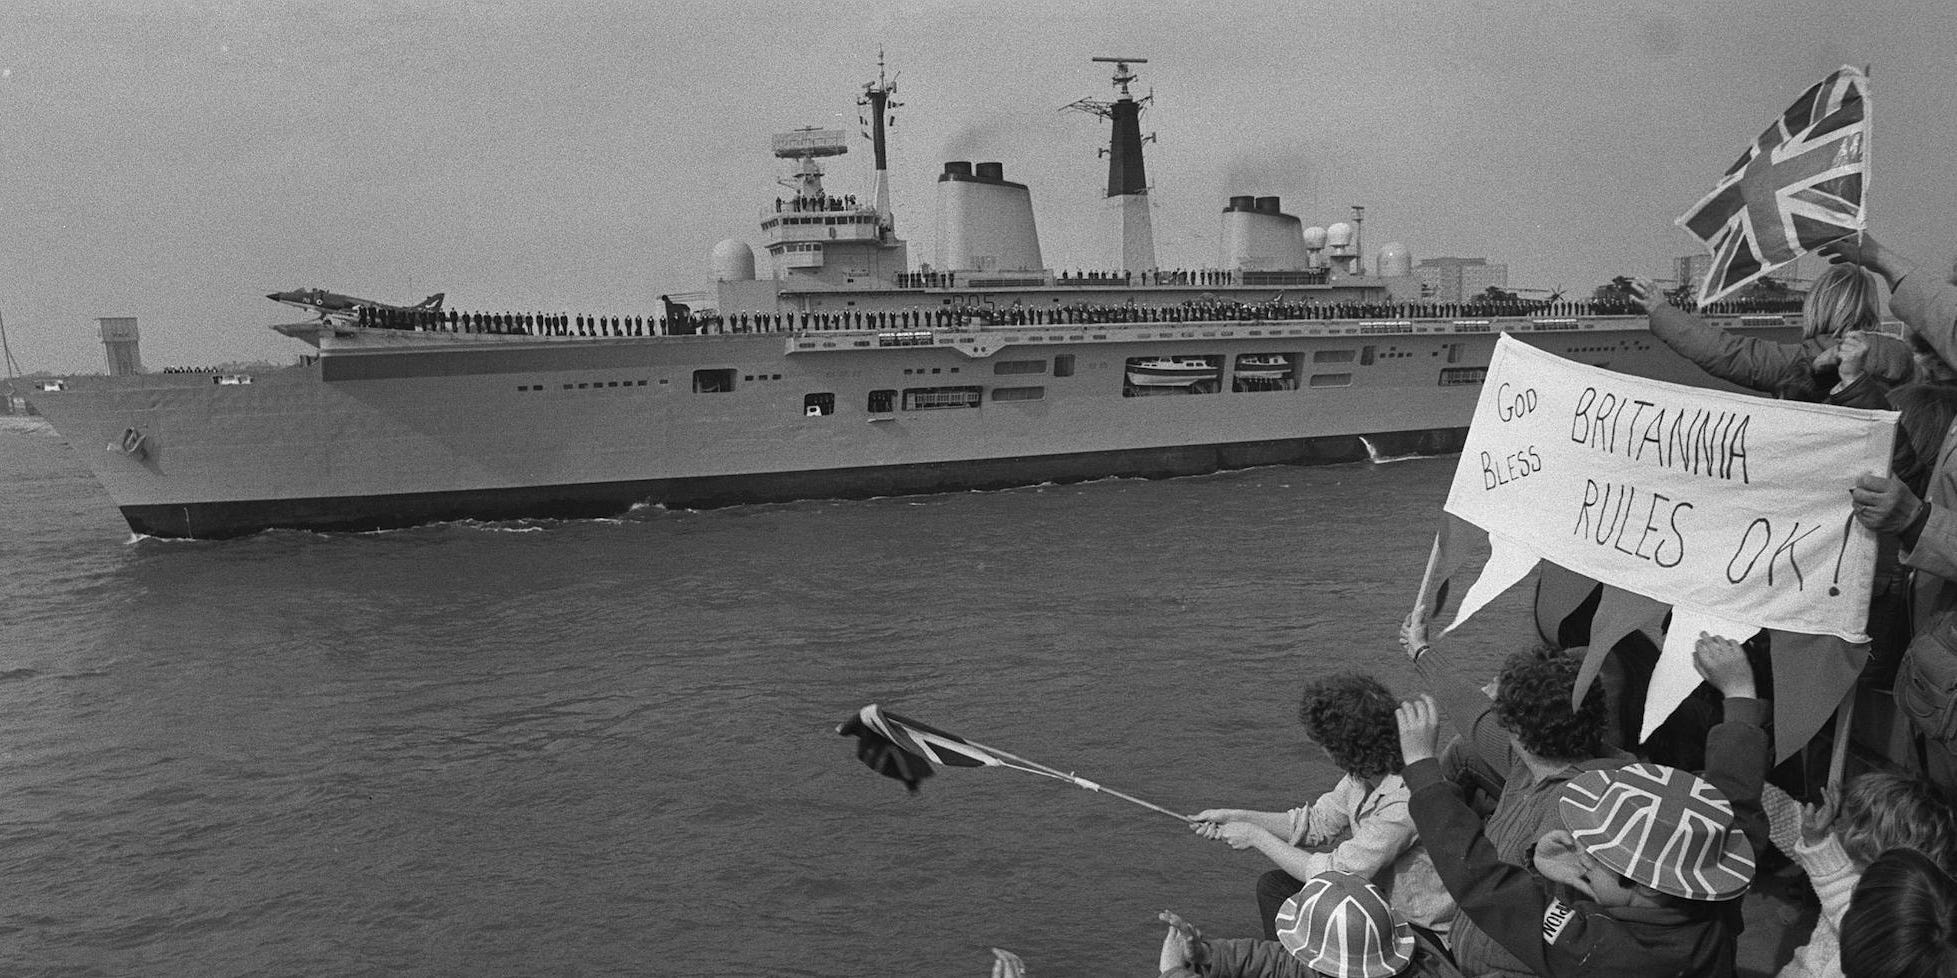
[1558,762,1757,901]
[1274,871,1415,978]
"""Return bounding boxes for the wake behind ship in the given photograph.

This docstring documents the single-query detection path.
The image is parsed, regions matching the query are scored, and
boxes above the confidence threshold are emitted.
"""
[29,58,1802,539]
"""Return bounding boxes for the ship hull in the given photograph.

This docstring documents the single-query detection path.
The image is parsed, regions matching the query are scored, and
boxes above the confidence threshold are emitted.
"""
[30,314,1800,539]
[115,428,1459,538]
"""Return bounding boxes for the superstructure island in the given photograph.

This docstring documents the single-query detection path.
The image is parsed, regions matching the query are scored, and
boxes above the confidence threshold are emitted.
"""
[29,58,1803,539]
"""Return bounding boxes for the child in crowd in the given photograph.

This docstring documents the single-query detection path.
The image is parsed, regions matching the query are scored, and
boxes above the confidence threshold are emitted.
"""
[1155,871,1460,978]
[1189,673,1455,942]
[1400,614,1627,978]
[1838,848,1957,978]
[1393,632,1769,978]
[1761,771,1957,978]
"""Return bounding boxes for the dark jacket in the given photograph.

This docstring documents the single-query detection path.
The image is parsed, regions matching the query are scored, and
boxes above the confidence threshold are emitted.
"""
[1413,643,1631,978]
[1403,698,1769,978]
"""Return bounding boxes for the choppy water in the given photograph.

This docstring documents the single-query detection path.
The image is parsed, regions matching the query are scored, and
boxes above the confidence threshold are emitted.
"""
[0,416,1533,977]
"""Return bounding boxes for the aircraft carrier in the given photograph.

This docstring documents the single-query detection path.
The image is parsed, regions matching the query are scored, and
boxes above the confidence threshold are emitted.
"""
[28,58,1802,539]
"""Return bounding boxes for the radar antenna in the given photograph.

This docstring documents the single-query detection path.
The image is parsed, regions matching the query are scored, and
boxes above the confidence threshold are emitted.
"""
[1060,56,1153,121]
[771,125,850,208]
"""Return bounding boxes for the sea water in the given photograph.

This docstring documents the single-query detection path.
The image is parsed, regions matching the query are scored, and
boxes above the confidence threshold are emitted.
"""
[0,416,1536,977]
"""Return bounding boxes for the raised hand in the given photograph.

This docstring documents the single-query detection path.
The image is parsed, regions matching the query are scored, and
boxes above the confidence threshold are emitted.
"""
[1396,694,1443,765]
[1693,631,1757,700]
[1801,784,1841,848]
[1628,277,1664,313]
[1819,233,1911,287]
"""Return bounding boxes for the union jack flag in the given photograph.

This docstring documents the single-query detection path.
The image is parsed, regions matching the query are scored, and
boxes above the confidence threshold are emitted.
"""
[836,704,1001,792]
[1559,763,1756,900]
[1677,66,1868,307]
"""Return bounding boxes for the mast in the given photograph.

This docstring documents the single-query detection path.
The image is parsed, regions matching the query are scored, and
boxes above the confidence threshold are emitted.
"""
[1063,57,1158,274]
[0,310,18,387]
[0,310,22,416]
[857,50,901,233]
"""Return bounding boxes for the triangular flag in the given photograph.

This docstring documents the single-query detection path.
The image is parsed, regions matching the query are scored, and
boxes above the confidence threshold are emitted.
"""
[1765,630,1869,764]
[1446,534,1540,634]
[1533,563,1601,648]
[1642,610,1761,741]
[1573,586,1671,709]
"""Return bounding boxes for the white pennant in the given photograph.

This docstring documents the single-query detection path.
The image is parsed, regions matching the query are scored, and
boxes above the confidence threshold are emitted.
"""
[1641,609,1760,742]
[1445,533,1540,634]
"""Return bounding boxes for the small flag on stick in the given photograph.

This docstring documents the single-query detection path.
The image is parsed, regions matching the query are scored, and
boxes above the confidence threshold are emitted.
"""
[835,704,1191,821]
[835,704,1002,793]
[1677,66,1869,306]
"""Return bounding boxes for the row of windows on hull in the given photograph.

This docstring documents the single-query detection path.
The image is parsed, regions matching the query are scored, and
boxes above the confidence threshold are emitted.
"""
[688,353,1490,417]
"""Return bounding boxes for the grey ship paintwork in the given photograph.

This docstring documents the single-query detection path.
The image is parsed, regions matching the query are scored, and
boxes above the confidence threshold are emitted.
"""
[26,311,1800,539]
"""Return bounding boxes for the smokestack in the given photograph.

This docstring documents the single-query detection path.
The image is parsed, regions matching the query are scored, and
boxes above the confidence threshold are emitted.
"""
[936,162,1044,272]
[1220,196,1306,271]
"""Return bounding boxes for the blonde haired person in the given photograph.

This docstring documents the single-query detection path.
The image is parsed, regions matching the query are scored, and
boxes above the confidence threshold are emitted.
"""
[1627,263,1906,403]
[1760,770,1957,978]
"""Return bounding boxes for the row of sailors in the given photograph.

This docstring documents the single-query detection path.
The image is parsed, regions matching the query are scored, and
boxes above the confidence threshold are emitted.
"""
[355,294,1810,337]
[897,268,1332,289]
[774,194,860,213]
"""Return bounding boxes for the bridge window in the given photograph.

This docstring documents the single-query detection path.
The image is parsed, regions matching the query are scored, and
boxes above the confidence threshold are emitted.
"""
[868,389,895,413]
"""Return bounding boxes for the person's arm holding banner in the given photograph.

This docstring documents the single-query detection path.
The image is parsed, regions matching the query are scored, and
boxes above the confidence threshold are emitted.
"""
[1628,277,1815,393]
[1400,610,1515,787]
[1692,632,1772,852]
[1827,233,1957,580]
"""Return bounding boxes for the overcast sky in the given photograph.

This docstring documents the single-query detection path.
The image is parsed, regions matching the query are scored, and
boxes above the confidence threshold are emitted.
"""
[4,0,1952,373]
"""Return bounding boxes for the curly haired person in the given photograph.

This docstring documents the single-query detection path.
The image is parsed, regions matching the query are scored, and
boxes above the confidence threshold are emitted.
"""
[1190,673,1456,944]
[1396,633,1772,978]
[1400,614,1631,978]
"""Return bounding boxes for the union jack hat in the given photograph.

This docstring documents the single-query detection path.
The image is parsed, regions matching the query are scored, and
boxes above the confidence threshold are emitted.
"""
[1558,763,1757,901]
[1274,872,1415,978]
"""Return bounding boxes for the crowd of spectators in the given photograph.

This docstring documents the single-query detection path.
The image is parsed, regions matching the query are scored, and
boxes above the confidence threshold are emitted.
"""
[1144,231,1957,978]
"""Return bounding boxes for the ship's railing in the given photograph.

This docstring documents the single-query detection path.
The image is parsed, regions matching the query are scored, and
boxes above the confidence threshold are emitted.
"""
[771,193,867,214]
[341,295,1807,339]
[892,267,1335,289]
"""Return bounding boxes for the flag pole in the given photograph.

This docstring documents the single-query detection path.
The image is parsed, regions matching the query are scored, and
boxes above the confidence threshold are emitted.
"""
[964,738,1194,822]
[1827,682,1857,791]
[1413,532,1445,620]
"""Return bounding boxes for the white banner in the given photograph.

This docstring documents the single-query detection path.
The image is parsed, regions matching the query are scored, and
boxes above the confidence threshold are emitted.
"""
[1446,334,1897,642]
